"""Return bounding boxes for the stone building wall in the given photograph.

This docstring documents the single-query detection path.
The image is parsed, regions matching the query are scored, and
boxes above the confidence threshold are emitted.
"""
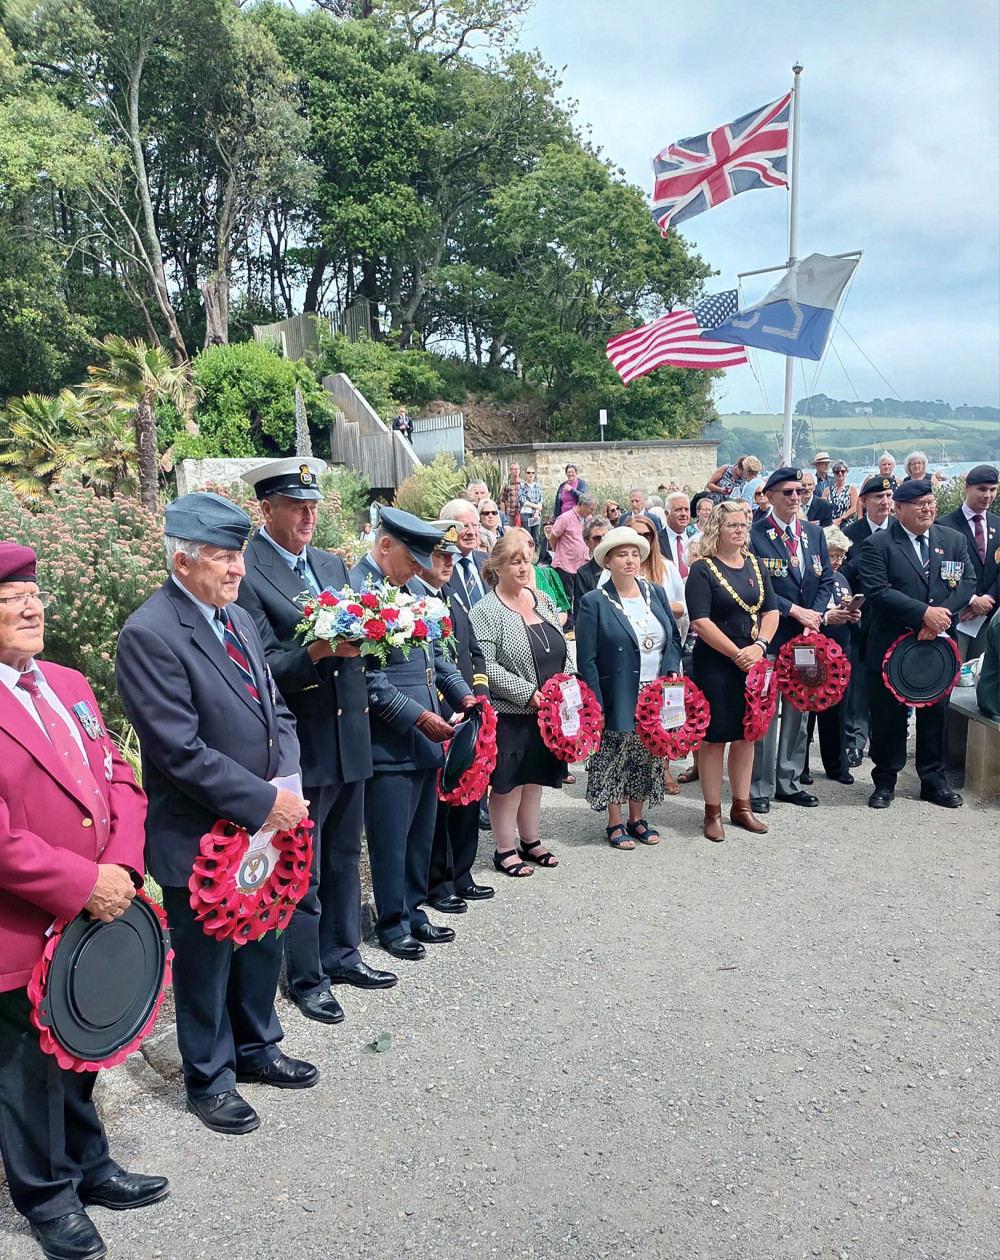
[176,458,270,496]
[469,440,719,502]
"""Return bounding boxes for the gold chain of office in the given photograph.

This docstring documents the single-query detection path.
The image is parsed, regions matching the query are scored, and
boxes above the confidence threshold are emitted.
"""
[703,554,766,641]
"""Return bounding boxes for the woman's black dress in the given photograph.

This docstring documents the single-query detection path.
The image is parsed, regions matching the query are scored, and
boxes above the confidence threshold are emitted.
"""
[686,556,777,744]
[492,620,569,793]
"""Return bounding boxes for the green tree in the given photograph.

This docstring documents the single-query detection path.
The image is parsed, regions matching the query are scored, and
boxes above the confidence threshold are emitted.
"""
[0,391,81,500]
[84,336,196,509]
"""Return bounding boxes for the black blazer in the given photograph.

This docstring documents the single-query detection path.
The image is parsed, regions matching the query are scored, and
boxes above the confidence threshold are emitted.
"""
[415,578,489,717]
[857,519,976,668]
[235,532,372,788]
[115,580,300,888]
[749,514,835,651]
[348,553,471,772]
[575,580,681,732]
[805,496,834,528]
[572,557,602,618]
[936,507,1000,604]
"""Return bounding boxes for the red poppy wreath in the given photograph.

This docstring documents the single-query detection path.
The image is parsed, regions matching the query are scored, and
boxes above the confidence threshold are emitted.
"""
[635,675,711,759]
[774,631,851,713]
[743,658,779,742]
[188,818,313,945]
[537,673,603,762]
[28,892,173,1073]
[438,700,498,805]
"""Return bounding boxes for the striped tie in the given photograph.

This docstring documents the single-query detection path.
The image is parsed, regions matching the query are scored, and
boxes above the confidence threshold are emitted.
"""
[217,610,261,704]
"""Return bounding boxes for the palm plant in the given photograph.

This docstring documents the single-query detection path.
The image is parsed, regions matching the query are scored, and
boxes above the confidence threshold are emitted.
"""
[0,391,80,500]
[84,335,196,510]
[70,404,139,499]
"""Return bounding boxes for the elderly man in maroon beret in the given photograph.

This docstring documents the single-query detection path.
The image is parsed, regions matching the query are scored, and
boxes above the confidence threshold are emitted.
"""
[0,543,166,1260]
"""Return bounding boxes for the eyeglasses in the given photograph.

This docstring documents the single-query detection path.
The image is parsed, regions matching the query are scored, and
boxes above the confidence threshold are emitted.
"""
[589,533,607,544]
[0,590,53,610]
[607,505,619,511]
[722,522,748,531]
[525,470,535,475]
[780,488,804,498]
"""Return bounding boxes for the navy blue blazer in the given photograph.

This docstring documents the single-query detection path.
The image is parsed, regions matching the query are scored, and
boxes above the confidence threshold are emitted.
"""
[750,514,835,651]
[858,519,976,669]
[575,580,682,732]
[937,507,1000,605]
[115,579,300,888]
[442,550,487,617]
[348,553,471,772]
[236,532,372,789]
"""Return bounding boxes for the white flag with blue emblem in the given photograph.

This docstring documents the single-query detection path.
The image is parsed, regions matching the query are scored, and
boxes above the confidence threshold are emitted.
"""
[706,253,859,361]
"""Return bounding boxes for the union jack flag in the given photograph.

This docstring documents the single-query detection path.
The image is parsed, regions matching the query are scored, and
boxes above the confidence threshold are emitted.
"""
[651,94,791,236]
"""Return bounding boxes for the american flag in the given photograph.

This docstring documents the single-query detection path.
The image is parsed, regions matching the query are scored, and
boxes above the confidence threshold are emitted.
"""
[606,291,748,384]
[651,95,791,235]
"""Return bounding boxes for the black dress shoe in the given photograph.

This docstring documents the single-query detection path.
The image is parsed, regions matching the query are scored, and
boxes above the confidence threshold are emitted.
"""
[457,883,495,901]
[774,790,820,807]
[919,785,963,808]
[236,1053,319,1090]
[799,771,814,785]
[382,934,426,961]
[868,787,894,809]
[83,1170,169,1210]
[328,961,398,989]
[31,1213,105,1260]
[750,797,770,814]
[826,771,855,784]
[427,893,468,914]
[291,989,345,1024]
[187,1090,260,1134]
[412,922,455,944]
[478,805,492,830]
[847,749,863,768]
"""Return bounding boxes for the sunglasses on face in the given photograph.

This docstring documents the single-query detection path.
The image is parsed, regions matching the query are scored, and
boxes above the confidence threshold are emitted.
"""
[481,510,498,517]
[590,533,607,544]
[780,488,804,497]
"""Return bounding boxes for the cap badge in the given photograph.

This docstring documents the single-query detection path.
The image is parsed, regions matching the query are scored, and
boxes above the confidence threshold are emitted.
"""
[300,465,314,486]
[444,526,458,544]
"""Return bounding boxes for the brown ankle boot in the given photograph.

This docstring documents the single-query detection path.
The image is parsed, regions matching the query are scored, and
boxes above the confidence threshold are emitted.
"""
[730,798,768,833]
[703,804,725,842]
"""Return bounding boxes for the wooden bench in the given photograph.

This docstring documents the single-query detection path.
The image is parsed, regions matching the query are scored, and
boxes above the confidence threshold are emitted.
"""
[946,688,1000,802]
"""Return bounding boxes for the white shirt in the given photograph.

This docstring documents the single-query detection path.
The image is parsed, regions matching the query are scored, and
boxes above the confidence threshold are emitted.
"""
[866,516,889,533]
[619,594,667,681]
[171,575,226,642]
[900,523,930,566]
[0,659,86,756]
[261,527,321,593]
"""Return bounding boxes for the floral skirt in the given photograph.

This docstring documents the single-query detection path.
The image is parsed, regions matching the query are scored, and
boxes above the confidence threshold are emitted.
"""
[585,730,666,811]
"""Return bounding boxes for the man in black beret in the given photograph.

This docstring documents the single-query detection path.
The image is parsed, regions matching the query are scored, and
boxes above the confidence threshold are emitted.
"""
[116,493,319,1136]
[858,479,976,809]
[749,467,834,812]
[839,475,895,766]
[936,464,999,661]
[349,509,476,961]
[236,460,396,1026]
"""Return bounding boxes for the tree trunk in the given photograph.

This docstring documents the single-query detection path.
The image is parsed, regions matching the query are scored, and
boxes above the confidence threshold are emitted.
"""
[134,390,159,513]
[303,248,330,314]
[359,256,381,339]
[202,272,229,347]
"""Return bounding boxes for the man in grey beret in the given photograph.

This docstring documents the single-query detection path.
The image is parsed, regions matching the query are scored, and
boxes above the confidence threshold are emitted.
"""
[116,493,319,1137]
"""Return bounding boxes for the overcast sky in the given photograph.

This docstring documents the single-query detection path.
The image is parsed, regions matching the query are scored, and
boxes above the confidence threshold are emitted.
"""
[517,0,1000,414]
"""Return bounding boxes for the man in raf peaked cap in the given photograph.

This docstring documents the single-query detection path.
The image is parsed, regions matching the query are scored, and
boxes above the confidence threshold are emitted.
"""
[236,459,396,1024]
[0,542,166,1260]
[349,508,476,961]
[116,493,319,1137]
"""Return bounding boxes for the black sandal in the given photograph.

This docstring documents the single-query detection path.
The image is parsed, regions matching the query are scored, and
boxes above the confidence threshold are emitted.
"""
[626,818,660,845]
[606,823,635,850]
[518,839,559,867]
[493,848,533,877]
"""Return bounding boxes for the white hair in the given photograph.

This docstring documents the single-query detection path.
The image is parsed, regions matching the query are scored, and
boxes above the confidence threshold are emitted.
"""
[163,536,204,572]
[903,450,929,475]
[646,493,663,507]
[441,498,478,522]
[879,451,895,464]
[467,480,488,493]
[667,491,690,507]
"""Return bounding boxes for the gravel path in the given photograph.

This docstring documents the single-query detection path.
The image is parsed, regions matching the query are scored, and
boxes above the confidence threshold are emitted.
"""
[3,762,997,1259]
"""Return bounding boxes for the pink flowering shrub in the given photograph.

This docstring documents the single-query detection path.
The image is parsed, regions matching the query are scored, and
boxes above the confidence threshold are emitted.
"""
[0,481,165,732]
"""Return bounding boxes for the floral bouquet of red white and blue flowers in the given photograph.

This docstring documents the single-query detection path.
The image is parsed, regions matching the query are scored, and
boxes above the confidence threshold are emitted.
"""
[295,583,455,669]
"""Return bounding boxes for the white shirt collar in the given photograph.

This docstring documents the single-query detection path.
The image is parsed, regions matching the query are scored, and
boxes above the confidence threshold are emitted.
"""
[0,658,42,693]
[260,526,307,567]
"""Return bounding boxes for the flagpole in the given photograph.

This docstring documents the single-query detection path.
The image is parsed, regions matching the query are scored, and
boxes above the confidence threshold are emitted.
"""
[781,63,803,465]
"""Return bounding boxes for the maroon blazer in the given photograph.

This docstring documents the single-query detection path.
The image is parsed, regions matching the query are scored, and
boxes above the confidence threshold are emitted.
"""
[0,661,147,992]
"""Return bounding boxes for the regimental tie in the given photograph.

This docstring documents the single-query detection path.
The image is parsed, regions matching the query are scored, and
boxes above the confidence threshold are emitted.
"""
[781,524,800,566]
[461,556,482,606]
[971,514,986,563]
[18,672,102,801]
[217,609,261,704]
[294,555,319,596]
[918,533,929,570]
